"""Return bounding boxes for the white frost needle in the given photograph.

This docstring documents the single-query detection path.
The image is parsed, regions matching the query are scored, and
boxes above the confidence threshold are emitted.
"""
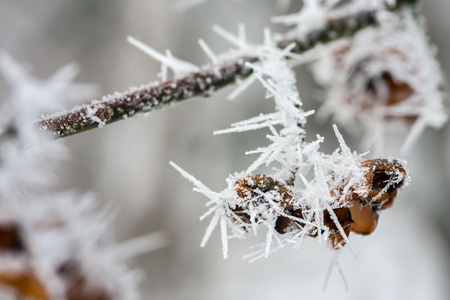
[128,36,199,77]
[112,232,170,261]
[198,39,218,64]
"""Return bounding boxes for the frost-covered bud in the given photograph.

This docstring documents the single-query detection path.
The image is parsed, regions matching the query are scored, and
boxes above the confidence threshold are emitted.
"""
[234,175,294,205]
[321,42,417,122]
[343,159,407,235]
[233,175,294,224]
[360,159,408,210]
[232,175,355,250]
[276,207,353,250]
[313,10,447,151]
[326,158,408,243]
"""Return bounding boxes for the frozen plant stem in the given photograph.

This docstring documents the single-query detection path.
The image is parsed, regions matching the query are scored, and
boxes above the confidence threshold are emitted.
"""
[35,1,415,138]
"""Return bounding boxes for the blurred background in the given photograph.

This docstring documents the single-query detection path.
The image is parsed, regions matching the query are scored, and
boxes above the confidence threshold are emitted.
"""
[1,1,449,299]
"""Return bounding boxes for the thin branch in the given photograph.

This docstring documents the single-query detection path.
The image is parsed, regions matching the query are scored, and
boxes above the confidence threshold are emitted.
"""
[36,2,414,138]
[37,56,257,137]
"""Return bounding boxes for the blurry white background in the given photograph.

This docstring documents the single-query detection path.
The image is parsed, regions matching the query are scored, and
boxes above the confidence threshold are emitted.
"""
[1,1,449,299]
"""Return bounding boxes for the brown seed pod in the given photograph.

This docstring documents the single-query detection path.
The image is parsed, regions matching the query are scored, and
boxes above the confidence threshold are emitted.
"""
[274,208,305,234]
[349,202,379,235]
[235,175,294,205]
[363,71,415,119]
[233,175,294,223]
[232,159,408,248]
[383,73,415,107]
[275,207,353,250]
[361,159,407,210]
[323,208,353,249]
[328,41,418,122]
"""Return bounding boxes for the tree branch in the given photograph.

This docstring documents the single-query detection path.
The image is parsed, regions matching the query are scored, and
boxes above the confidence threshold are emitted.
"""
[37,56,258,137]
[36,2,413,138]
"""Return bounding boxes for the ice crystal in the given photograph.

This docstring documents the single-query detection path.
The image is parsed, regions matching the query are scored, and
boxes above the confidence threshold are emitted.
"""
[0,53,167,300]
[272,0,328,36]
[0,53,95,192]
[0,191,168,300]
[128,36,199,81]
[173,0,292,12]
[170,26,401,260]
[310,7,447,152]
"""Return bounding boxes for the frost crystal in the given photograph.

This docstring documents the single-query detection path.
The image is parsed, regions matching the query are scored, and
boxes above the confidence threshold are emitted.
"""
[173,0,292,12]
[310,7,447,152]
[128,36,199,81]
[0,53,166,300]
[171,26,409,260]
[272,0,328,36]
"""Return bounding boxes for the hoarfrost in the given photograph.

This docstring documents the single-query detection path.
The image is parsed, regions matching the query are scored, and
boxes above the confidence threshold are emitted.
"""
[172,27,372,260]
[128,36,199,81]
[0,54,165,300]
[311,8,447,153]
[173,0,292,12]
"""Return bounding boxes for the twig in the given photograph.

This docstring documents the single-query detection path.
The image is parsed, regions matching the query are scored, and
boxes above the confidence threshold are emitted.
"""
[36,2,414,138]
[37,56,257,137]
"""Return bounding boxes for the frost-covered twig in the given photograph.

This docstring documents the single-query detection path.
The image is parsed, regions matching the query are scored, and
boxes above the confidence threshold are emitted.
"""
[35,0,415,138]
[0,54,168,300]
[36,56,257,138]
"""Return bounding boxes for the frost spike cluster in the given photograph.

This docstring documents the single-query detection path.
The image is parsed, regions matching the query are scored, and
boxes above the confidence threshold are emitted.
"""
[35,0,419,139]
[309,3,446,152]
[0,54,167,300]
[171,25,410,260]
